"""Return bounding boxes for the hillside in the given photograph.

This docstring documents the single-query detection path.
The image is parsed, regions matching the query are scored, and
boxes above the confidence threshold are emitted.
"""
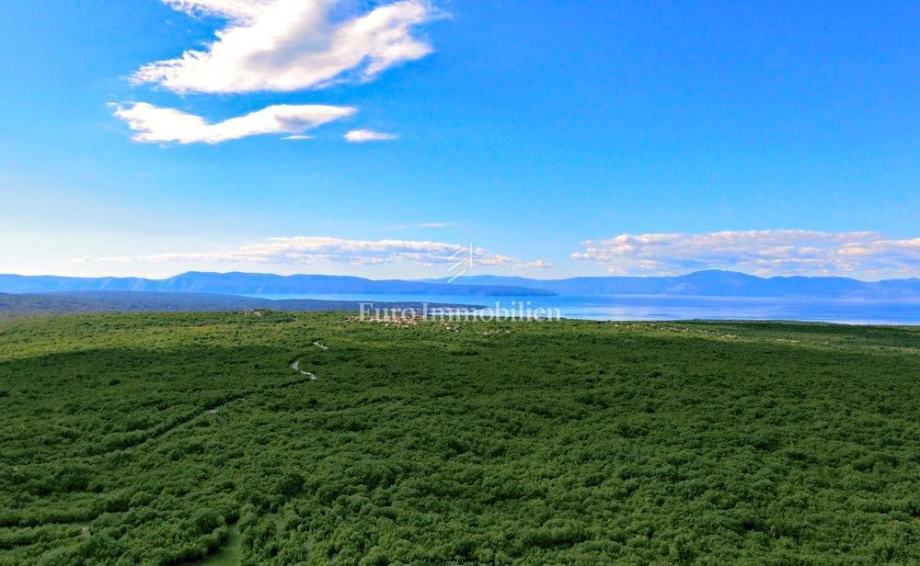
[1,314,918,564]
[0,291,477,319]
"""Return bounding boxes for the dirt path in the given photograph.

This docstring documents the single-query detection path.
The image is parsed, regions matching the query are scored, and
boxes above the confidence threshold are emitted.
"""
[288,340,328,380]
[19,347,329,534]
[97,345,327,455]
[288,359,316,380]
[195,344,328,565]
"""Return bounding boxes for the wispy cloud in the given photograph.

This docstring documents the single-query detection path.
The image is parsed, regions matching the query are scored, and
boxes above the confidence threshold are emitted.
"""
[161,0,273,19]
[134,0,437,94]
[572,230,920,278]
[387,221,458,231]
[521,259,551,269]
[415,222,457,229]
[344,129,399,143]
[93,236,525,268]
[111,102,354,144]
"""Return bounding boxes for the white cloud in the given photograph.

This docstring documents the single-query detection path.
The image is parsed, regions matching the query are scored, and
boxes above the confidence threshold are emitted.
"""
[415,222,456,229]
[344,129,399,142]
[89,236,550,275]
[111,102,354,144]
[97,237,515,267]
[135,0,436,94]
[162,0,274,19]
[572,230,920,278]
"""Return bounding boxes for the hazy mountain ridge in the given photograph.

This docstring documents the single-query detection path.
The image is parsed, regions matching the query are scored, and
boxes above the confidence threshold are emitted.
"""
[0,272,554,297]
[2,270,920,300]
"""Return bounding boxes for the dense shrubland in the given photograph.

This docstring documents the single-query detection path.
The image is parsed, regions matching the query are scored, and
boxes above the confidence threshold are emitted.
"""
[1,313,919,564]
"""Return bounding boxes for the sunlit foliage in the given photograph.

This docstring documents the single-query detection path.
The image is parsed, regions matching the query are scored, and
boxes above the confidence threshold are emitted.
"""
[1,313,919,564]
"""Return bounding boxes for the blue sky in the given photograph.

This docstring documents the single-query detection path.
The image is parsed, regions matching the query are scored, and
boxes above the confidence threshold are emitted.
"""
[1,0,919,279]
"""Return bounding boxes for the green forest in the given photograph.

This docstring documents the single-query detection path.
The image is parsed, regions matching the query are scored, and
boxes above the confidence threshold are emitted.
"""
[1,312,919,564]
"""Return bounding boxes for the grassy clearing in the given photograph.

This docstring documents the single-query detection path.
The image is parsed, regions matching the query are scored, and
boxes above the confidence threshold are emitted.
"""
[1,313,919,564]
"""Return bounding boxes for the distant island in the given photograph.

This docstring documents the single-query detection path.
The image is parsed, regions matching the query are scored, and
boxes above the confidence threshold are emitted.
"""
[440,270,920,300]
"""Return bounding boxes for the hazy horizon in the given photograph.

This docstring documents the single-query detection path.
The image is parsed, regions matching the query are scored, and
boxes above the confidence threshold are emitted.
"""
[3,268,920,285]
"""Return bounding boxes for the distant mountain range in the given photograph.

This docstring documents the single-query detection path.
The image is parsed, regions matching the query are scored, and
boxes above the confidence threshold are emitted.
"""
[0,272,553,297]
[1,270,919,300]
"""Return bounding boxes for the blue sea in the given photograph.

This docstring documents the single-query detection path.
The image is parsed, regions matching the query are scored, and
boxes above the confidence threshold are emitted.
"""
[252,293,920,325]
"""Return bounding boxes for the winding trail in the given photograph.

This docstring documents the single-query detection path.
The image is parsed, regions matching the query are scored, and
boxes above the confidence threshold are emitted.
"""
[13,342,332,535]
[288,359,316,380]
[93,342,327,456]
[194,342,328,565]
[288,340,328,380]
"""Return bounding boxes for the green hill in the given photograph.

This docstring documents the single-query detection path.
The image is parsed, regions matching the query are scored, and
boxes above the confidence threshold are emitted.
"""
[1,314,919,564]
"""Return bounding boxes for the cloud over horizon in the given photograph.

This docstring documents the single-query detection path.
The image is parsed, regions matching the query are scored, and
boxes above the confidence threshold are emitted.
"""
[112,102,355,144]
[414,222,457,229]
[90,236,547,271]
[573,230,920,278]
[134,0,436,94]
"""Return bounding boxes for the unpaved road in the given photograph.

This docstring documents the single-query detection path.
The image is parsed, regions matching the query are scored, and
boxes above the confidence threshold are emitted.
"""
[288,340,327,380]
[289,359,317,380]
